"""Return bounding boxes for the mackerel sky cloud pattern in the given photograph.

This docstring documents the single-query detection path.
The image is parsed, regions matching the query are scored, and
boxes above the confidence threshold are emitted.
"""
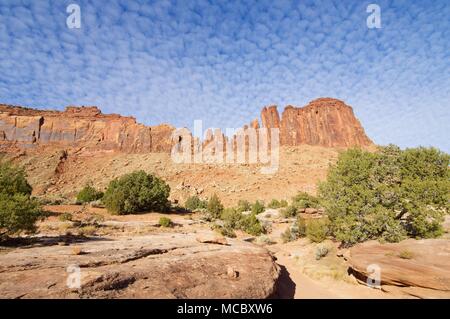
[0,0,448,151]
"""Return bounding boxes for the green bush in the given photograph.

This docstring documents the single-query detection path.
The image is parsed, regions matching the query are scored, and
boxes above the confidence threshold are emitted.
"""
[268,199,282,209]
[59,212,73,222]
[185,195,207,211]
[241,213,265,236]
[207,194,224,219]
[292,192,320,209]
[102,170,170,215]
[318,145,450,245]
[221,208,243,229]
[76,184,103,204]
[159,217,173,228]
[293,216,307,238]
[220,207,265,236]
[251,200,265,215]
[236,200,251,212]
[399,250,414,259]
[0,162,41,237]
[281,217,308,243]
[214,224,236,238]
[281,205,298,218]
[306,218,329,243]
[0,162,32,197]
[279,200,288,208]
[0,193,41,236]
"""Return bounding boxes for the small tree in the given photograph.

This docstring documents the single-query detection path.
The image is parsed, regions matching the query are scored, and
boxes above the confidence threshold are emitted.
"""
[0,162,41,237]
[102,170,170,215]
[207,194,224,219]
[0,162,32,197]
[76,184,103,204]
[319,145,449,245]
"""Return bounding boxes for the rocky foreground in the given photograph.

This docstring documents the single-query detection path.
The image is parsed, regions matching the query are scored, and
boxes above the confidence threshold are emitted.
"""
[346,239,450,298]
[0,231,280,299]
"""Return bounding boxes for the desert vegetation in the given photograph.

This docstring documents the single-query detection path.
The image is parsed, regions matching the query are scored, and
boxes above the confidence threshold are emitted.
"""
[102,170,170,215]
[76,184,103,204]
[184,195,207,211]
[0,162,42,238]
[319,145,449,245]
[158,217,173,228]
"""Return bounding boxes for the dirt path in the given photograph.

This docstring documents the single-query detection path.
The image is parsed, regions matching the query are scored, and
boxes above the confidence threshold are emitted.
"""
[271,247,393,299]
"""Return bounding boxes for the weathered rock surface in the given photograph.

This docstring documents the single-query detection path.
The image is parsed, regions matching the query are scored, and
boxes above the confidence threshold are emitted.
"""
[0,231,280,299]
[0,104,174,153]
[261,98,373,147]
[0,98,373,154]
[347,239,450,298]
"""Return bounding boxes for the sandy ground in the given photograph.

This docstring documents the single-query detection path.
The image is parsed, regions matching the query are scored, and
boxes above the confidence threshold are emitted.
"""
[270,245,396,299]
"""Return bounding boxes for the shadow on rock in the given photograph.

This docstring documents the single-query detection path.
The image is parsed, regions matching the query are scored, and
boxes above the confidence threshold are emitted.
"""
[271,264,296,299]
[0,234,112,248]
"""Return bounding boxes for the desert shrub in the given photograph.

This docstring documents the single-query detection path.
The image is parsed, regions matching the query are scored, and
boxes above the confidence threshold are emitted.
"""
[315,246,329,260]
[236,200,252,212]
[78,225,97,236]
[398,250,414,259]
[59,212,73,222]
[281,227,294,243]
[214,224,236,238]
[241,213,265,236]
[279,199,288,207]
[76,184,103,204]
[0,162,32,197]
[251,200,265,215]
[268,199,282,209]
[306,218,329,243]
[159,217,173,228]
[0,193,42,236]
[102,170,170,215]
[207,194,224,219]
[0,162,41,237]
[281,205,298,218]
[220,207,265,236]
[292,192,321,209]
[221,208,243,229]
[319,145,449,245]
[293,216,307,238]
[185,195,207,211]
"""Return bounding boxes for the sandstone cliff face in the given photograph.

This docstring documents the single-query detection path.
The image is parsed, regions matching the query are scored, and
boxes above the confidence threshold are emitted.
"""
[261,98,373,147]
[0,105,174,153]
[0,98,373,154]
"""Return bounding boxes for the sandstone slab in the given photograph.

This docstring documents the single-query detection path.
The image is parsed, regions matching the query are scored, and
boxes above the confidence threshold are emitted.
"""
[347,239,450,298]
[0,231,280,299]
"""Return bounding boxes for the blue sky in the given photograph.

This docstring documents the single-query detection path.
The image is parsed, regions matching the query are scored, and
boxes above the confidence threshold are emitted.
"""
[0,0,449,152]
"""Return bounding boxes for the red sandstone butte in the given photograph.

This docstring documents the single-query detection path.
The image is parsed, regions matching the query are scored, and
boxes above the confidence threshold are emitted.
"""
[261,98,373,147]
[0,98,373,153]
